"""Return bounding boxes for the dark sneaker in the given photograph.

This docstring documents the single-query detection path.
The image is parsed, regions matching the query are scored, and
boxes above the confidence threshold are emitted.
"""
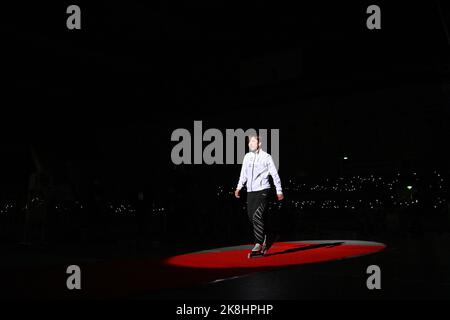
[262,234,280,255]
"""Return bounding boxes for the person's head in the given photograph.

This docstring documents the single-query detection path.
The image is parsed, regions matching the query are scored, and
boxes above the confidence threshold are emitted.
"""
[248,134,262,152]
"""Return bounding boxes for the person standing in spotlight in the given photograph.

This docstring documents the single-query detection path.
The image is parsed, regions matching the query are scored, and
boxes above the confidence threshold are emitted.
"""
[235,135,284,257]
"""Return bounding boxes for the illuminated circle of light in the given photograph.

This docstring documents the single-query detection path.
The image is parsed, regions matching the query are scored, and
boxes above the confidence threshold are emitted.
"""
[163,240,386,269]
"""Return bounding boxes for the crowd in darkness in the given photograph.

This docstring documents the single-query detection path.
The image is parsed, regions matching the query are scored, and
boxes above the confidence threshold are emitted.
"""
[1,164,449,254]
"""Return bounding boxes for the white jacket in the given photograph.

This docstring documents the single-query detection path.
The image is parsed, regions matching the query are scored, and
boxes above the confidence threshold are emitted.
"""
[237,149,283,194]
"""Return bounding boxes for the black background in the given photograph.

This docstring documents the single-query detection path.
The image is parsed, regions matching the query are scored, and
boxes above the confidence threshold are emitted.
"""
[1,1,450,301]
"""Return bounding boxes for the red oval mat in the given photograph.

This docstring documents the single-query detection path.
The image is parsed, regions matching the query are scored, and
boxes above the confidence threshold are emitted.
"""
[164,240,386,269]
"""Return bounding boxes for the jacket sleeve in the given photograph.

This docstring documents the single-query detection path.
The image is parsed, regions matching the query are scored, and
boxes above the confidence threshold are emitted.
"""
[267,155,283,194]
[237,155,247,190]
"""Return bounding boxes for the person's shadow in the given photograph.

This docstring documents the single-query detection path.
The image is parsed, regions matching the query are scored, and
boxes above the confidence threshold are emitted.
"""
[264,242,345,257]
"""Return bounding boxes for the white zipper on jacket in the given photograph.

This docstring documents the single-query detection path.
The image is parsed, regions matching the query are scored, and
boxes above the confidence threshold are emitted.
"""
[250,153,256,192]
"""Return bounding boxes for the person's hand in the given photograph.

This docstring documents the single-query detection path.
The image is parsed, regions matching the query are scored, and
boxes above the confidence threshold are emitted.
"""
[234,188,241,198]
[277,193,284,201]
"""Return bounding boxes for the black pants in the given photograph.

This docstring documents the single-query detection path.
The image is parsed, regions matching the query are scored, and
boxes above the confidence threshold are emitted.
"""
[247,189,270,244]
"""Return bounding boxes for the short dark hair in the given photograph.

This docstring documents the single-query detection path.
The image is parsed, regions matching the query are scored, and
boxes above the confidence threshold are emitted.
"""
[248,134,261,143]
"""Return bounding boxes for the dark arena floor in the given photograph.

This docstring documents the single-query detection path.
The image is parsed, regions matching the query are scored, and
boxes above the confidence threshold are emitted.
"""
[1,235,449,300]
